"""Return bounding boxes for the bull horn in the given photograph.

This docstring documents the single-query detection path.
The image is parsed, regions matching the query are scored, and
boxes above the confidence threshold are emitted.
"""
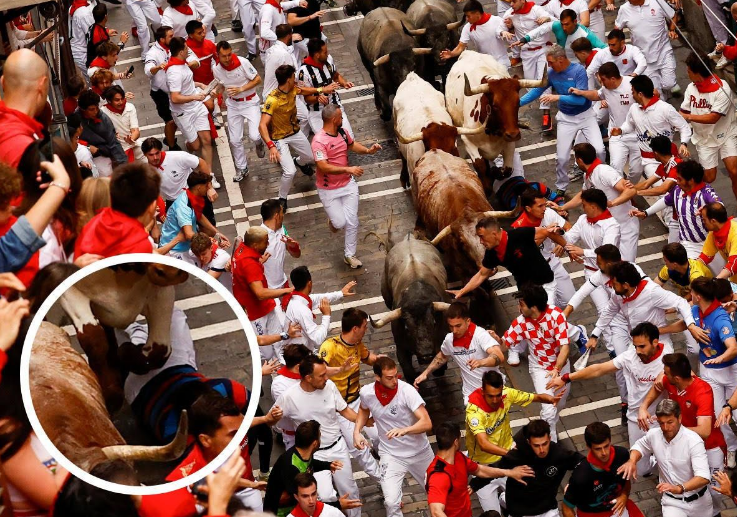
[518,67,548,89]
[402,21,426,36]
[463,74,490,96]
[481,201,523,220]
[370,308,402,328]
[373,54,390,67]
[101,410,188,463]
[456,125,487,136]
[433,302,451,312]
[412,47,433,55]
[446,20,463,30]
[430,224,452,246]
[394,125,424,144]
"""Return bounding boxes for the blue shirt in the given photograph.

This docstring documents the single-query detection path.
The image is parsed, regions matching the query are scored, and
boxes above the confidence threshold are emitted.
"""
[691,303,737,368]
[0,215,45,273]
[160,191,197,253]
[520,63,591,116]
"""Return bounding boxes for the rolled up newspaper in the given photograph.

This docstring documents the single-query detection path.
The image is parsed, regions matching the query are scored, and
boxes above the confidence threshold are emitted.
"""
[574,349,591,372]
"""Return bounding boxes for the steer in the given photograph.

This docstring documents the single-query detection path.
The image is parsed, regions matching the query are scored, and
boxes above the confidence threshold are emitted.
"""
[393,72,484,188]
[367,212,449,382]
[445,50,547,193]
[59,263,189,414]
[403,0,462,84]
[30,322,188,473]
[358,8,432,121]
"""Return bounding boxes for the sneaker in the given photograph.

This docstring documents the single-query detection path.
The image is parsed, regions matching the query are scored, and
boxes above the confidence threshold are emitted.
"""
[670,83,682,96]
[256,140,266,158]
[279,197,288,213]
[554,188,566,199]
[210,174,221,189]
[258,469,271,482]
[296,162,315,176]
[541,111,553,133]
[716,54,730,70]
[328,219,339,233]
[575,324,589,355]
[344,255,363,269]
[231,19,244,33]
[621,403,628,427]
[507,349,521,366]
[728,450,737,469]
[708,49,722,61]
[168,143,182,151]
[247,53,257,61]
[233,167,249,182]
[131,26,139,39]
[568,163,585,182]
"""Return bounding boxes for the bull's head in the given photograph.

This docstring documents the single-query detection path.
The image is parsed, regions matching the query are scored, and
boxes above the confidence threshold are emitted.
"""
[395,121,485,156]
[146,263,189,287]
[373,47,432,120]
[401,20,463,63]
[463,70,548,143]
[100,410,189,464]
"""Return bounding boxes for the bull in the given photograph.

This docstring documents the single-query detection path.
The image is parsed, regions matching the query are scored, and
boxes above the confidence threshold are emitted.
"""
[367,213,450,383]
[59,263,189,413]
[30,322,188,473]
[358,8,432,121]
[445,50,547,193]
[343,0,412,17]
[403,0,462,84]
[392,72,484,188]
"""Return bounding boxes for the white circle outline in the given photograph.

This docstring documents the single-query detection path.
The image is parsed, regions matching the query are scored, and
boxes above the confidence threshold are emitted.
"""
[20,253,263,496]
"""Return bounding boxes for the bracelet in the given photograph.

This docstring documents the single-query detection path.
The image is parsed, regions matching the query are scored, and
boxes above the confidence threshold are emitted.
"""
[561,373,571,383]
[317,86,323,94]
[725,402,734,410]
[49,182,69,193]
[677,484,685,495]
[266,140,276,149]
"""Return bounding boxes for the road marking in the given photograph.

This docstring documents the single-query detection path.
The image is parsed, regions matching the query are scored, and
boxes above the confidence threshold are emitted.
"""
[214,127,250,235]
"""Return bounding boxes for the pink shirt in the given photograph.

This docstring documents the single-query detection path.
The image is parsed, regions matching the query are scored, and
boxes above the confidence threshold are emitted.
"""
[311,128,354,190]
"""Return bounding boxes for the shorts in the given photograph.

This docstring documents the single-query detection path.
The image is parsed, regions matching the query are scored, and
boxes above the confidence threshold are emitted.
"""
[696,135,737,169]
[172,102,210,144]
[151,88,172,123]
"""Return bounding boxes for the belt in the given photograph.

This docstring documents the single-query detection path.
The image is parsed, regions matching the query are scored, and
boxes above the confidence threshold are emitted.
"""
[526,42,553,51]
[665,485,707,502]
[641,150,656,158]
[585,265,598,272]
[232,92,256,102]
[283,429,295,436]
[318,436,342,451]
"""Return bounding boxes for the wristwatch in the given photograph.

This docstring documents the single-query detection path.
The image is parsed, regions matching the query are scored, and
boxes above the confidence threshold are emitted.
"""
[280,332,290,341]
[317,86,323,94]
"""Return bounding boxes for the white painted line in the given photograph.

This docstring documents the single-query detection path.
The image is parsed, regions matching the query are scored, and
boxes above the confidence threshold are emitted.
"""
[214,127,249,235]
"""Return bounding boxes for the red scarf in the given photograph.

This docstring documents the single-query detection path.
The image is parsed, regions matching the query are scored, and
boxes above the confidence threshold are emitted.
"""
[91,85,103,96]
[69,0,88,17]
[622,279,648,303]
[185,188,205,221]
[587,446,616,471]
[611,44,626,57]
[470,13,491,31]
[289,291,316,320]
[681,181,706,197]
[155,151,167,170]
[512,211,542,228]
[291,501,324,517]
[639,94,660,111]
[468,387,496,412]
[494,230,509,260]
[105,100,126,115]
[453,323,476,349]
[587,209,612,224]
[277,366,301,379]
[584,49,598,68]
[303,56,323,68]
[695,75,722,94]
[220,54,242,71]
[266,0,283,12]
[713,218,733,250]
[698,299,722,327]
[75,207,153,258]
[513,1,535,14]
[560,0,576,4]
[173,4,194,15]
[374,381,399,406]
[584,158,603,179]
[641,342,664,364]
[164,57,187,70]
[89,56,110,70]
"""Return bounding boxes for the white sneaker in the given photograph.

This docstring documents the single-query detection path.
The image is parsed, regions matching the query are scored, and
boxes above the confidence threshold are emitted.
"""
[728,450,736,469]
[344,256,363,269]
[708,49,722,61]
[210,174,221,189]
[716,54,730,70]
[507,349,521,366]
[670,83,682,95]
[567,164,584,182]
[233,168,249,182]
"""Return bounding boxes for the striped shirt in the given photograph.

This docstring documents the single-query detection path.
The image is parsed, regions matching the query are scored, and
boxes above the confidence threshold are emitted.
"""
[646,183,720,243]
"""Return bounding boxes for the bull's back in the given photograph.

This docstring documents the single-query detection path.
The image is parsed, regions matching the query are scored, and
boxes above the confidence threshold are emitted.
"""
[359,8,415,59]
[445,50,509,126]
[385,236,447,299]
[406,0,456,27]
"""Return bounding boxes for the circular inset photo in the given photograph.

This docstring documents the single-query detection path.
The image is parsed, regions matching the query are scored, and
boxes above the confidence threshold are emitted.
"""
[19,254,261,496]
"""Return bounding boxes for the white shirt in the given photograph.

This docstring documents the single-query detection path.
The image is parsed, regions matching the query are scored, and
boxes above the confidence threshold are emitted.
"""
[358,380,431,458]
[598,75,635,131]
[583,162,633,221]
[69,5,95,63]
[260,0,301,53]
[263,41,299,98]
[440,325,501,401]
[75,143,99,177]
[145,42,171,92]
[681,80,737,148]
[161,5,202,39]
[587,44,648,81]
[102,102,140,152]
[632,426,711,491]
[166,62,203,115]
[288,503,344,517]
[568,263,646,311]
[620,98,692,153]
[459,16,510,67]
[612,344,670,420]
[284,291,343,352]
[271,370,301,436]
[276,379,347,447]
[262,223,289,288]
[615,0,674,65]
[564,213,621,270]
[189,0,216,39]
[544,0,589,19]
[156,150,200,201]
[213,56,261,106]
[187,247,232,287]
[502,5,552,47]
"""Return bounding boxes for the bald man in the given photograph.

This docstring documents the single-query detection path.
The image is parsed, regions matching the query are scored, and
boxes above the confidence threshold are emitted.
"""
[0,49,49,167]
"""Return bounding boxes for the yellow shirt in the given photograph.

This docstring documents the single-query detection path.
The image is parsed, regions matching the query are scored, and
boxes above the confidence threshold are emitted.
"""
[701,220,737,282]
[261,87,301,141]
[657,259,713,297]
[319,336,369,404]
[465,387,534,464]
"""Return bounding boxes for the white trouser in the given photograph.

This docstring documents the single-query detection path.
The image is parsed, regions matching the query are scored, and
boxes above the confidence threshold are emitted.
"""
[551,257,575,308]
[314,438,360,517]
[338,399,381,480]
[609,134,643,179]
[661,488,713,517]
[275,131,315,199]
[380,447,435,517]
[250,306,284,360]
[682,239,705,260]
[702,0,731,44]
[701,362,737,451]
[615,213,640,262]
[317,180,360,257]
[645,52,677,93]
[125,0,161,58]
[235,487,263,512]
[226,100,262,169]
[93,156,114,177]
[297,97,311,136]
[606,320,631,403]
[627,419,657,476]
[477,477,506,513]
[555,109,605,190]
[521,46,550,110]
[238,0,261,55]
[529,362,570,442]
[542,279,557,307]
[307,107,354,140]
[589,9,606,41]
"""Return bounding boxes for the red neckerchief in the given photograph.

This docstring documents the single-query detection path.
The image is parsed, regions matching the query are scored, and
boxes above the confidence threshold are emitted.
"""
[514,1,535,14]
[290,291,316,320]
[78,138,89,146]
[159,41,170,52]
[303,56,323,68]
[470,13,491,31]
[374,381,399,406]
[698,299,722,328]
[209,241,219,263]
[173,4,194,15]
[560,0,575,5]
[622,279,648,303]
[266,0,283,12]
[91,85,104,96]
[220,54,242,71]
[494,230,509,261]
[468,387,497,412]
[512,211,542,228]
[587,446,616,471]
[584,158,603,179]
[92,24,109,45]
[0,101,45,136]
[713,218,733,250]
[81,110,101,124]
[89,56,110,70]
[69,0,88,17]
[656,156,681,180]
[291,501,324,517]
[277,366,301,379]
[641,342,664,364]
[155,151,167,170]
[164,56,187,70]
[185,188,205,220]
[453,323,477,349]
[587,209,613,224]
[639,94,660,111]
[584,49,598,68]
[681,181,706,197]
[105,100,126,115]
[611,44,626,57]
[695,75,722,94]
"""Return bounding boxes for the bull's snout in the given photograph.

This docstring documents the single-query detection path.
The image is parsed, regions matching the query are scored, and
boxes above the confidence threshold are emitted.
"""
[504,130,521,142]
[417,352,435,364]
[343,3,357,16]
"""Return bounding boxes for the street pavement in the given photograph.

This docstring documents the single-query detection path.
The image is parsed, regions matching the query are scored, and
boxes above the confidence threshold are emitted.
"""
[98,0,737,514]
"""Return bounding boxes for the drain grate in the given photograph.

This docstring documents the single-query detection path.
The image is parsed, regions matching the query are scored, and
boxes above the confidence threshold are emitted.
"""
[489,277,512,291]
[351,87,375,97]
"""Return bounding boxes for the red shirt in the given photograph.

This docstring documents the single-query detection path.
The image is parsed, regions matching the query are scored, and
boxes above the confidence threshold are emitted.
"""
[662,375,726,451]
[426,451,478,517]
[0,100,45,167]
[232,243,276,320]
[187,37,217,85]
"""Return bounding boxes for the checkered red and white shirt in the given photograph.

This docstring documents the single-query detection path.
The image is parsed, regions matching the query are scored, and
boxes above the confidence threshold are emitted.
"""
[503,306,568,370]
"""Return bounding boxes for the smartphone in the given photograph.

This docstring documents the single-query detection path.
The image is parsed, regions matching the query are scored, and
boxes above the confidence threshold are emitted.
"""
[37,137,54,183]
[126,65,134,77]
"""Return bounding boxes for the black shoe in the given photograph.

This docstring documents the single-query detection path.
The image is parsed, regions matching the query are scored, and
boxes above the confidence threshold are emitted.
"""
[247,53,257,61]
[168,143,182,151]
[102,0,122,4]
[231,19,244,33]
[297,162,314,176]
[279,197,288,213]
[621,403,628,427]
[212,24,218,37]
